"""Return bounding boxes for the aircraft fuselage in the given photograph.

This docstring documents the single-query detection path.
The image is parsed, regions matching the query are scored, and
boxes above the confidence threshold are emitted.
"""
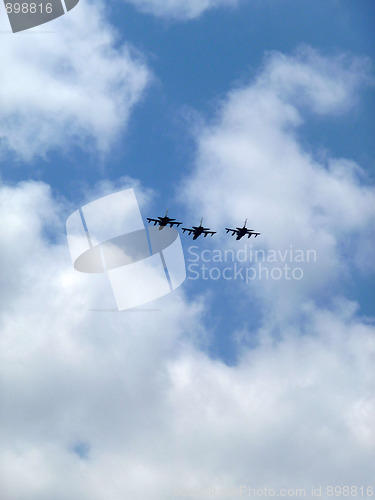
[192,227,204,239]
[158,216,176,229]
[158,217,168,229]
[236,228,247,240]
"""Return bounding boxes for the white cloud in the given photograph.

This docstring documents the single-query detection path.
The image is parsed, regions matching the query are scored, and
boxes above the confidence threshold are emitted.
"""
[164,306,375,491]
[0,48,374,499]
[0,177,374,499]
[122,0,239,20]
[181,48,375,320]
[256,48,372,115]
[0,0,150,159]
[0,179,206,498]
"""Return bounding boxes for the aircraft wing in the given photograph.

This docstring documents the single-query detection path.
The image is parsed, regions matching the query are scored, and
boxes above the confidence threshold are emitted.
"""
[225,228,238,235]
[203,230,216,237]
[248,231,261,238]
[182,227,194,235]
[147,218,159,225]
[169,221,182,227]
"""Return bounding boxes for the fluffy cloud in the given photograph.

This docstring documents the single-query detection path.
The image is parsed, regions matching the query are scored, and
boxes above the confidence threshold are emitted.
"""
[1,48,374,499]
[165,306,375,492]
[123,0,239,20]
[0,0,149,159]
[0,176,374,499]
[181,48,375,320]
[0,179,206,499]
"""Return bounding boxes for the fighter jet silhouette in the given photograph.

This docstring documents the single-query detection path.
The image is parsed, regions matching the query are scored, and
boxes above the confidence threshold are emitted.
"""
[225,219,260,240]
[182,218,216,239]
[147,209,182,230]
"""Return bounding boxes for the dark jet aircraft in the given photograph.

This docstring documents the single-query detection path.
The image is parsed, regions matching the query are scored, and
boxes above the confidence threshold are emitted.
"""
[182,218,216,239]
[225,219,261,240]
[147,209,182,230]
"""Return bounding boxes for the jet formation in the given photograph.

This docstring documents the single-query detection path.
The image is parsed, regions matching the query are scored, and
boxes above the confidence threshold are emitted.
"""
[147,212,260,240]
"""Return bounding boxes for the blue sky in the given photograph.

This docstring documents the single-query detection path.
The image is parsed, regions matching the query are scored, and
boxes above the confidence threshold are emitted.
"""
[0,0,374,498]
[4,0,375,189]
[3,0,374,330]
